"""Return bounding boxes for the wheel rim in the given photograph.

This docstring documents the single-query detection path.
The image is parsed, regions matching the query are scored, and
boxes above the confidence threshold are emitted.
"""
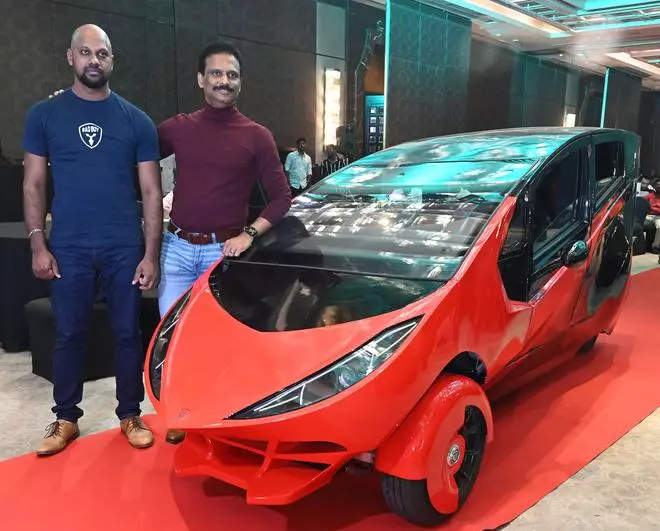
[446,436,466,474]
[452,406,487,503]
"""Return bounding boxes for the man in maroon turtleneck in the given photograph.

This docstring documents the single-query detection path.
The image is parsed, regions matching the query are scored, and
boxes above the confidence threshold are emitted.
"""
[157,42,291,444]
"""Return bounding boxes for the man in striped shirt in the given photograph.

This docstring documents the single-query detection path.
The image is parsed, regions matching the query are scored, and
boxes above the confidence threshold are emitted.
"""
[320,144,347,179]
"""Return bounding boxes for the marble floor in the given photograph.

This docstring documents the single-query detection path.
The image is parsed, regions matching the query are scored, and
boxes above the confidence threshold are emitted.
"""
[0,253,658,529]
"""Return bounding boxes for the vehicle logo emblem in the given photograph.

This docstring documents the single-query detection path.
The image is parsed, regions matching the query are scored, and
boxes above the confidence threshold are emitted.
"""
[447,444,461,466]
[78,123,103,149]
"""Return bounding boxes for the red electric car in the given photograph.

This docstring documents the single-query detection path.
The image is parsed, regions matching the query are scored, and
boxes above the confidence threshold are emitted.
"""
[146,127,638,527]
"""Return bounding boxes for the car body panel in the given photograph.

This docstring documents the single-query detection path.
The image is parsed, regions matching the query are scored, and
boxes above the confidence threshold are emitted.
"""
[145,127,639,516]
[155,195,527,440]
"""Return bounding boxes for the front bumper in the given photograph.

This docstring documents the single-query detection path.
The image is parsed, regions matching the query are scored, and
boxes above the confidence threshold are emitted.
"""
[175,432,354,505]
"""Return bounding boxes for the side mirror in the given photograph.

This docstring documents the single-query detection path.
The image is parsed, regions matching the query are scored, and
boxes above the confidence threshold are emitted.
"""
[562,240,589,267]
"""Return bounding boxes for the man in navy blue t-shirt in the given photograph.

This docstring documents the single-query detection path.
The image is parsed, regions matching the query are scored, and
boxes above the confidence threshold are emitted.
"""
[22,24,163,456]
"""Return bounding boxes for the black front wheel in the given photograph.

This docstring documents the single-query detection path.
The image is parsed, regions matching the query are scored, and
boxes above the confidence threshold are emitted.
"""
[381,406,487,527]
[577,336,598,355]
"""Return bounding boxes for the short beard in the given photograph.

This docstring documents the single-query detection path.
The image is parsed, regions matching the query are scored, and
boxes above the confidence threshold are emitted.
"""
[77,71,108,90]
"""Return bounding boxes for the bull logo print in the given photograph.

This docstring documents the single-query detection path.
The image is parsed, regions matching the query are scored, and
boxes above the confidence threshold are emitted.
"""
[78,123,103,149]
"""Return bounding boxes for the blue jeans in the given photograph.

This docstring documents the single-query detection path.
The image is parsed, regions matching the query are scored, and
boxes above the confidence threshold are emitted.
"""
[50,245,145,422]
[157,231,224,317]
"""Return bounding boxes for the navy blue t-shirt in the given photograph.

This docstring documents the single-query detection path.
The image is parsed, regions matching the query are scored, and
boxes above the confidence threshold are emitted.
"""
[22,89,160,248]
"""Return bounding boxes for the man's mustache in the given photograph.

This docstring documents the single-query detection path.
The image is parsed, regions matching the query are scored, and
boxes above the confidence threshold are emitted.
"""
[213,85,234,92]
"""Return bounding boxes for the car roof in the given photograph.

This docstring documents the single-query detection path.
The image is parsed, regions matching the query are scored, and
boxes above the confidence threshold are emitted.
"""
[364,127,631,165]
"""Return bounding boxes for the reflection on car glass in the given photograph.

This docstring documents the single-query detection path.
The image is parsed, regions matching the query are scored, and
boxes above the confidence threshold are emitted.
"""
[210,262,440,332]
[354,134,573,166]
[311,161,532,197]
[244,158,537,283]
[304,191,500,206]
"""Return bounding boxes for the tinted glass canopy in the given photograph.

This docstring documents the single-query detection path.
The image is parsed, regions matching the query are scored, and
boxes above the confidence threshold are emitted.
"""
[236,129,585,282]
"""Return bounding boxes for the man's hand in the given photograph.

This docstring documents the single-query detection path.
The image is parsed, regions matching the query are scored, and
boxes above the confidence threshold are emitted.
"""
[223,233,253,258]
[32,249,60,280]
[132,258,160,290]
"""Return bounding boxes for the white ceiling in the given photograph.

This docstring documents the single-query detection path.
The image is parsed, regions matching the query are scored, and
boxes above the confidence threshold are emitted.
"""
[437,0,660,88]
[365,0,660,89]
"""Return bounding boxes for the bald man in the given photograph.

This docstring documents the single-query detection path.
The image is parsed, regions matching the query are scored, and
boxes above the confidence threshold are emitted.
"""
[22,24,162,456]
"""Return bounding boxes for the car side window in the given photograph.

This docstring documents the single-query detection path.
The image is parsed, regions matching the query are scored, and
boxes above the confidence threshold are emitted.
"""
[594,141,624,201]
[498,146,589,302]
[531,150,581,252]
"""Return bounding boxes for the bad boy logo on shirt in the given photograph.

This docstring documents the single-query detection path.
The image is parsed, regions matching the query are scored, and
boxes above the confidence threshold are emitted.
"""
[78,123,103,149]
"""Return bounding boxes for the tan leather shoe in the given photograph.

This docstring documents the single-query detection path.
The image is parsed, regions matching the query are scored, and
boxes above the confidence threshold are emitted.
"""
[36,420,80,457]
[165,430,185,445]
[120,416,154,449]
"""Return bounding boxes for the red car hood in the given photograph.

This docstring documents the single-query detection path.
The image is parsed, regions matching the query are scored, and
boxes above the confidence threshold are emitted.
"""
[160,284,435,429]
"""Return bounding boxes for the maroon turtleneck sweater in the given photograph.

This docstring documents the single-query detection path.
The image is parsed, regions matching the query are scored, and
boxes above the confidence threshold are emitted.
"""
[157,103,291,234]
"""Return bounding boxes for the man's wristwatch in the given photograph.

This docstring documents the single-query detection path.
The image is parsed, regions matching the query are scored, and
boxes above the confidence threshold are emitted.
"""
[243,226,258,238]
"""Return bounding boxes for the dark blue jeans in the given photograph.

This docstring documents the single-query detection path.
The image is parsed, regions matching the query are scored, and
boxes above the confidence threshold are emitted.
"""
[50,245,145,422]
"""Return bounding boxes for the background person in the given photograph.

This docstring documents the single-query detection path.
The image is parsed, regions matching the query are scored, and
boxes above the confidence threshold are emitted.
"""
[284,137,312,196]
[320,144,347,179]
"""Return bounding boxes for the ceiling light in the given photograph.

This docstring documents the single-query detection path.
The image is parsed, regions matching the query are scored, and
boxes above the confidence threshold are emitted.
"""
[445,0,569,37]
[606,52,660,77]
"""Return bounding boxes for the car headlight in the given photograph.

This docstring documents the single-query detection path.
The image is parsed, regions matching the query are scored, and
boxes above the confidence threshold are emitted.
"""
[149,289,192,400]
[231,318,421,419]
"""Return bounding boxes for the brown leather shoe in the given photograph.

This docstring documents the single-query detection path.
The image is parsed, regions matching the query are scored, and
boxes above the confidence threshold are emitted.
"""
[166,430,185,445]
[120,416,154,449]
[36,420,80,457]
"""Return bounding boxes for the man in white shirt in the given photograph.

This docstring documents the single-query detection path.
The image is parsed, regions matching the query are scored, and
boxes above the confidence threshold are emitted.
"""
[159,154,175,219]
[159,153,176,196]
[284,137,312,196]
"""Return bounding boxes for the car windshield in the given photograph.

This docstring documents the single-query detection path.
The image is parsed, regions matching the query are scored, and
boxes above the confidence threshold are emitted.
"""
[238,157,535,282]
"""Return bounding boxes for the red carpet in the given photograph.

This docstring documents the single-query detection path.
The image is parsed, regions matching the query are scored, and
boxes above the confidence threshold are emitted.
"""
[1,269,659,531]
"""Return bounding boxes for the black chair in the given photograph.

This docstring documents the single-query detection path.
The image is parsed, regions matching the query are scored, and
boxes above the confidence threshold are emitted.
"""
[25,292,161,383]
[0,223,51,351]
[0,165,53,223]
[644,218,657,251]
[0,166,26,223]
[26,298,116,383]
[633,224,647,255]
[633,196,652,255]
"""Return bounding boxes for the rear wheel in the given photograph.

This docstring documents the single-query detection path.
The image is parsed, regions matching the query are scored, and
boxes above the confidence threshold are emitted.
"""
[381,406,487,527]
[577,336,597,354]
